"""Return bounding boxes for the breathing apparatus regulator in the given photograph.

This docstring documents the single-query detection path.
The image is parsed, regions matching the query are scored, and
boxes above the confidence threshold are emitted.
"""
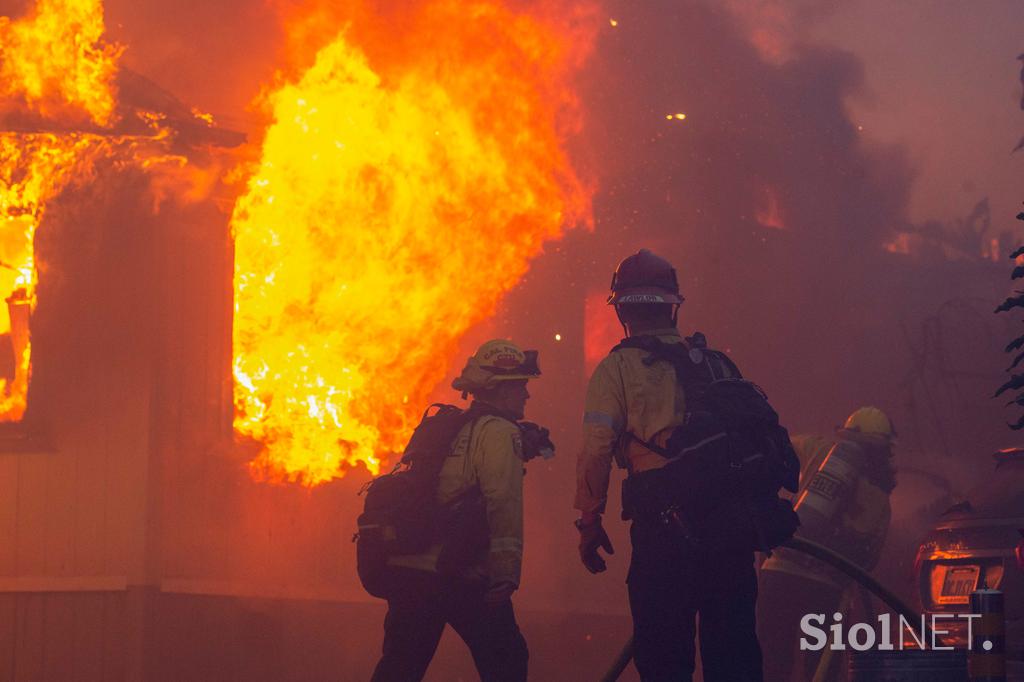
[518,421,555,461]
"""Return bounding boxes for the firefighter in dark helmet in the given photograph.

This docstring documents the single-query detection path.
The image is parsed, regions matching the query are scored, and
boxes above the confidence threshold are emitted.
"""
[370,340,539,682]
[757,407,897,682]
[575,249,775,682]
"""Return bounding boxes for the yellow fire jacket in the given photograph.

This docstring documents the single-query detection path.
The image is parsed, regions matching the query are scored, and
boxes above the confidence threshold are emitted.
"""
[761,434,892,588]
[388,411,525,587]
[575,328,689,516]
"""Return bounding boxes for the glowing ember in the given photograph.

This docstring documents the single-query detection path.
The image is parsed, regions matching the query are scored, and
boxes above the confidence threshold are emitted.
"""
[232,1,595,486]
[883,233,913,255]
[756,184,785,230]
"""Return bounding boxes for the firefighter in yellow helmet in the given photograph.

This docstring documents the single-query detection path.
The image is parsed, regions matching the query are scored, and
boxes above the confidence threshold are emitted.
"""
[370,340,540,682]
[576,249,793,681]
[757,407,897,681]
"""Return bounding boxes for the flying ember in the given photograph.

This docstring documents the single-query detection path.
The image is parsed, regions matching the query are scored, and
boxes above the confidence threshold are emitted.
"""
[232,1,596,486]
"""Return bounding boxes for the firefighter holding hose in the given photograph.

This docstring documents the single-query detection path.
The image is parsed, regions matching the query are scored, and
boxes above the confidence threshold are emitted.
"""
[575,249,799,681]
[757,407,897,681]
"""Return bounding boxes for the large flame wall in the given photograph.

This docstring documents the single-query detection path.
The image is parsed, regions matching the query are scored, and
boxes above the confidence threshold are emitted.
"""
[231,1,595,485]
[2,0,1022,678]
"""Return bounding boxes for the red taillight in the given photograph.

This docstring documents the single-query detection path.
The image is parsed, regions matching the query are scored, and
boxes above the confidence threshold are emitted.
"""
[1016,530,1024,571]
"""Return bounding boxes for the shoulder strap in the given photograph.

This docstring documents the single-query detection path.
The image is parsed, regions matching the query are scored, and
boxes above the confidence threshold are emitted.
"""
[610,336,689,459]
[453,411,511,457]
[612,333,741,385]
[402,403,501,465]
[610,333,745,461]
[622,430,672,458]
[438,405,515,509]
[610,334,663,354]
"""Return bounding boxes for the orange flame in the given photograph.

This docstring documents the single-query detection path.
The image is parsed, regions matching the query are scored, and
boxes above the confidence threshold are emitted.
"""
[0,0,121,127]
[756,183,785,230]
[232,1,596,485]
[0,133,112,418]
[0,0,123,420]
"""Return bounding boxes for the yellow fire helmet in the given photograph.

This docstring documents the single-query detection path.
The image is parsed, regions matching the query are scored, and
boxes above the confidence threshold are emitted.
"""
[841,406,896,443]
[452,339,540,395]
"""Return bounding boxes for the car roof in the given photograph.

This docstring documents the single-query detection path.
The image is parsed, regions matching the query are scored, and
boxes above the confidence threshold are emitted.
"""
[942,455,1024,520]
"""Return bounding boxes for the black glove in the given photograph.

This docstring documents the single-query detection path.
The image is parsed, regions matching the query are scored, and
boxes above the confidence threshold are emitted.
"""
[576,516,614,573]
[518,422,555,461]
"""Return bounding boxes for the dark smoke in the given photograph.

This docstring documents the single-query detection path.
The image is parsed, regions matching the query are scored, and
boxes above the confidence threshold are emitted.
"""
[498,0,1013,621]
[16,1,1014,679]
[93,0,1008,637]
[103,0,283,134]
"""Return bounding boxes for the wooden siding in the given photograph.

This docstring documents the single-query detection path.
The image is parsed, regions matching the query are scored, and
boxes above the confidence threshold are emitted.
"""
[0,591,127,682]
[0,171,209,680]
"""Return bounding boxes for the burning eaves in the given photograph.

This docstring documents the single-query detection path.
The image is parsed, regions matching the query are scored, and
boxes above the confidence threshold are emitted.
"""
[1,68,245,150]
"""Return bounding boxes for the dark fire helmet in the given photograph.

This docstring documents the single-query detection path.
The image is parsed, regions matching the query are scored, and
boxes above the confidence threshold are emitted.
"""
[607,248,684,305]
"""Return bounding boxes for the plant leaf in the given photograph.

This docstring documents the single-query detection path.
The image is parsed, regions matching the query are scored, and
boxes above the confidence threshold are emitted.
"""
[995,374,1024,397]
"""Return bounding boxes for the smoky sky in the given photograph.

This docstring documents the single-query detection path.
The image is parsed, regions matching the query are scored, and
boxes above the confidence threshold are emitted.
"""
[528,0,924,416]
[497,0,1015,613]
[585,1,912,248]
[816,0,1024,227]
[9,0,1016,622]
[86,0,1015,600]
[558,0,1010,440]
[0,6,1020,679]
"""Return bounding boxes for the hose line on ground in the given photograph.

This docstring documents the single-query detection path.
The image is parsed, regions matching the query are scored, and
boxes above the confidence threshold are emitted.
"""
[599,536,935,682]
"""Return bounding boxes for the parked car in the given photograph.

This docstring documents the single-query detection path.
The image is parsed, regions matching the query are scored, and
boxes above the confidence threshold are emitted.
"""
[913,448,1024,676]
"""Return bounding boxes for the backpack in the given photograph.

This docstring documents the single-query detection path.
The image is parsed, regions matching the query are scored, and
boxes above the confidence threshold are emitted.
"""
[614,333,800,552]
[355,403,497,598]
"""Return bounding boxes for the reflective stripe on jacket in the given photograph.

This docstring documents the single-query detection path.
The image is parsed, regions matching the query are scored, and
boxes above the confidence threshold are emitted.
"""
[761,434,892,587]
[575,328,688,515]
[389,412,525,587]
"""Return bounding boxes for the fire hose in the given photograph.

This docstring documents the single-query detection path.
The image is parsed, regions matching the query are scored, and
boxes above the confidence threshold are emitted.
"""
[598,536,937,682]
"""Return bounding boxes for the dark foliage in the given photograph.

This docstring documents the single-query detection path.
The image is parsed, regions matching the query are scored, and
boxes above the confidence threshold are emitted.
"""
[995,211,1024,428]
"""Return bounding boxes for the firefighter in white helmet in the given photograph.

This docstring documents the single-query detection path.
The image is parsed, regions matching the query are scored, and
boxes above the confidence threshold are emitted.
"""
[370,340,539,682]
[757,406,897,681]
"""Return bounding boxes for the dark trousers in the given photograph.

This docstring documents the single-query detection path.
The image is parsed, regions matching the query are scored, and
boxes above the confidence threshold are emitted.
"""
[757,570,843,682]
[370,569,528,682]
[627,522,763,682]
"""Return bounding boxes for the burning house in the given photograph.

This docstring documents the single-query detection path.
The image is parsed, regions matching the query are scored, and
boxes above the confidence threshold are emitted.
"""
[0,0,1021,679]
[0,0,613,678]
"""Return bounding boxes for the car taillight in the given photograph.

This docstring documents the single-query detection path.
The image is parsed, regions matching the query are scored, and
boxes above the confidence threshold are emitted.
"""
[1016,529,1024,571]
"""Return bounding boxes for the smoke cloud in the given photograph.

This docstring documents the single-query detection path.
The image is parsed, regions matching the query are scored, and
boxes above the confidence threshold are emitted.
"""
[494,0,1012,616]
[11,1,1014,676]
[91,0,1008,616]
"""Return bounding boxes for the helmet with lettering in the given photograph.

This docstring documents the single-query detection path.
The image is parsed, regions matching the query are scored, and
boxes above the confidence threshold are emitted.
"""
[451,339,540,394]
[607,248,684,305]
